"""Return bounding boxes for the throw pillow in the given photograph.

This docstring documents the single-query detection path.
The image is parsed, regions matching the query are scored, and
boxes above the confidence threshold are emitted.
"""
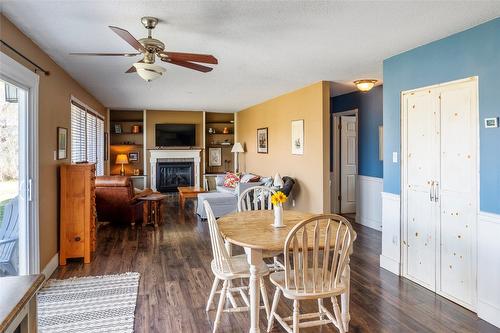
[240,174,260,183]
[223,172,240,188]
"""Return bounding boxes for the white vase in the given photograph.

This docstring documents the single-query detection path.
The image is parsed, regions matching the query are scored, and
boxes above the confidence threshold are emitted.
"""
[273,204,283,227]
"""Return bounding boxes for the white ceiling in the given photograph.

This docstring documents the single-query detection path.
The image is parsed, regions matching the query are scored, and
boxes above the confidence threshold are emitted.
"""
[2,1,500,112]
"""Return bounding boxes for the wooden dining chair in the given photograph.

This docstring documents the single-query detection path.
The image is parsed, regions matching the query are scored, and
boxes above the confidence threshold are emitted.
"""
[203,201,271,333]
[238,186,284,271]
[267,214,356,333]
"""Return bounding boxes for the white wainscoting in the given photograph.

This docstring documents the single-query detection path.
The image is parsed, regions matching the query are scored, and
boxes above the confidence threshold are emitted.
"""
[477,211,500,328]
[356,176,383,231]
[380,192,401,275]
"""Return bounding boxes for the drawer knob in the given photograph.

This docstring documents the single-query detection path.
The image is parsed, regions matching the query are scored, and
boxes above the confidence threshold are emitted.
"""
[75,236,81,242]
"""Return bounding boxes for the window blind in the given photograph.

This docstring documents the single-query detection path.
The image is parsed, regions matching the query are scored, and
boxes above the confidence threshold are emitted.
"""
[71,102,86,163]
[70,100,105,176]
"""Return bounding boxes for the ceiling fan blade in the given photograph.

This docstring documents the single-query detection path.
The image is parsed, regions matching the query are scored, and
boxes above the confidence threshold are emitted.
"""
[70,52,141,57]
[125,66,137,73]
[159,51,218,64]
[162,59,213,72]
[109,26,146,53]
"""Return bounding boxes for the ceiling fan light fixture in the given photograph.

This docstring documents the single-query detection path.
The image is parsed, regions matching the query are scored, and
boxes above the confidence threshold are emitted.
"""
[133,62,166,82]
[354,79,377,92]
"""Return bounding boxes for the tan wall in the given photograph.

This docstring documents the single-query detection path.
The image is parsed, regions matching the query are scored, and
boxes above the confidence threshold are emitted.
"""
[145,110,204,185]
[237,81,330,213]
[0,15,107,269]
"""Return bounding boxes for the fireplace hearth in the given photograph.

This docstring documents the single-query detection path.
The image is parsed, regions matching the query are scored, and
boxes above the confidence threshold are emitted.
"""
[157,161,194,192]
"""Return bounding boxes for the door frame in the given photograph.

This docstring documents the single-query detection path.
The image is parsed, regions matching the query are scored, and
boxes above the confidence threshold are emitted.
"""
[400,76,479,311]
[332,109,358,214]
[0,51,40,275]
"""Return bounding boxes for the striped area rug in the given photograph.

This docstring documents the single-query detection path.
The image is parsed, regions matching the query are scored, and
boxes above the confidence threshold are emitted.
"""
[37,272,140,333]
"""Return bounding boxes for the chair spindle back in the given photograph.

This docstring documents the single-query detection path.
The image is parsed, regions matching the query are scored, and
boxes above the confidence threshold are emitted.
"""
[283,214,356,294]
[204,201,233,273]
[238,186,276,212]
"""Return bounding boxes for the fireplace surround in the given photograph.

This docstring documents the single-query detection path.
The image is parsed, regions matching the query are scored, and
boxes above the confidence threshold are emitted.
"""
[149,149,201,192]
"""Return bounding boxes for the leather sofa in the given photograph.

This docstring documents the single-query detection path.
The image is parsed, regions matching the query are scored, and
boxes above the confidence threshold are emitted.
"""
[95,176,152,225]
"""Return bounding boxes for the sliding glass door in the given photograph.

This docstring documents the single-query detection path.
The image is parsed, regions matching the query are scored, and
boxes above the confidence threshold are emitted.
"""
[0,52,39,276]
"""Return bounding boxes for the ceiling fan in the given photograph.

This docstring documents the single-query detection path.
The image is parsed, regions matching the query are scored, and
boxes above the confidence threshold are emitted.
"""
[70,17,218,81]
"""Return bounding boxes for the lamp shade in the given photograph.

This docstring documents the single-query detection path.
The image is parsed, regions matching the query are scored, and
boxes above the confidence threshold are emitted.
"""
[115,154,129,165]
[231,142,244,153]
[133,62,166,82]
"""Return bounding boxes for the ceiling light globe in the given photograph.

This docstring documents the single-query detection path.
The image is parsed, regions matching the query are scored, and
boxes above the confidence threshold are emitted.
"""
[133,62,166,82]
[354,79,377,92]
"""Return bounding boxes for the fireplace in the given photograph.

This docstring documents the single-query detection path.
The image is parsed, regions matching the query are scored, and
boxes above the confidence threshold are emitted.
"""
[157,161,194,192]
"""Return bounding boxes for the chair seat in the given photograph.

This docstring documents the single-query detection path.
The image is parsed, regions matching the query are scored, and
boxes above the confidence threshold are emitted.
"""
[269,269,345,300]
[211,254,269,279]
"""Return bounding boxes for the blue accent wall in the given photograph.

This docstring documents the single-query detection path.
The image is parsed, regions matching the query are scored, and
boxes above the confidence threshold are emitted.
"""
[332,85,383,178]
[383,17,500,214]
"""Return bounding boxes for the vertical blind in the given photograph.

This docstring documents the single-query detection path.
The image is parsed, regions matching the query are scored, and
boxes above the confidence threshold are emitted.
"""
[70,101,105,176]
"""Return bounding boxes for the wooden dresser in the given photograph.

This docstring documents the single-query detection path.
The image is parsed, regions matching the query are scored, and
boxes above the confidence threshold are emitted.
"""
[59,163,96,265]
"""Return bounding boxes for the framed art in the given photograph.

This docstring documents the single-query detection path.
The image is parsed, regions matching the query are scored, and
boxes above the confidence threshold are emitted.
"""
[257,127,268,154]
[208,147,222,166]
[128,152,139,161]
[114,123,122,134]
[485,117,498,128]
[57,127,68,160]
[291,120,304,155]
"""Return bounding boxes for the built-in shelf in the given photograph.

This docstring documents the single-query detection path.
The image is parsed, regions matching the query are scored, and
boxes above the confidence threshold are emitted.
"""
[207,144,233,148]
[111,132,143,135]
[111,119,144,123]
[206,121,234,125]
[110,144,143,147]
[207,133,234,136]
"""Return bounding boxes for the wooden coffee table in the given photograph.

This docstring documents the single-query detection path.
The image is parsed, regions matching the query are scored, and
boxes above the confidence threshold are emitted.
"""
[177,186,206,210]
[138,193,168,227]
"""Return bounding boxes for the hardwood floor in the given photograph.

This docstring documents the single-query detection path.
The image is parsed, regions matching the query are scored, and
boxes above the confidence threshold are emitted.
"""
[52,196,499,333]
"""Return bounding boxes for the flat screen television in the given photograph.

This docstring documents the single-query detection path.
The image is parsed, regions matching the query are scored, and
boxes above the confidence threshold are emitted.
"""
[155,124,196,147]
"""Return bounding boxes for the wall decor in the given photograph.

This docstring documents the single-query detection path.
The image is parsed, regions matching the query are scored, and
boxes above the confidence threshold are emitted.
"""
[128,152,139,161]
[257,127,268,154]
[57,127,68,160]
[114,124,122,134]
[208,147,222,166]
[291,120,304,155]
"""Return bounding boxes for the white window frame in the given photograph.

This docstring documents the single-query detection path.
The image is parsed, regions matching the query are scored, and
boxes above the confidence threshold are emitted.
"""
[70,96,105,175]
[0,51,40,275]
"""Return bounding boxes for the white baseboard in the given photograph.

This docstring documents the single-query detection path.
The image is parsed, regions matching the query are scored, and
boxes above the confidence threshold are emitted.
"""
[478,300,500,328]
[356,176,383,231]
[41,253,58,280]
[380,254,400,275]
[477,211,500,328]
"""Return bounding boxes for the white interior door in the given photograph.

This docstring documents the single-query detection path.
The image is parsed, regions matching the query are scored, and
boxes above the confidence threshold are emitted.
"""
[402,78,478,311]
[340,116,357,214]
[404,89,440,290]
[437,81,477,310]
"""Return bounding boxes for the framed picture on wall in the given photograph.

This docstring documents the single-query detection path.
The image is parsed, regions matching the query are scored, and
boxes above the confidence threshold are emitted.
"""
[128,152,139,161]
[208,147,222,166]
[291,120,304,155]
[257,127,268,154]
[57,127,68,160]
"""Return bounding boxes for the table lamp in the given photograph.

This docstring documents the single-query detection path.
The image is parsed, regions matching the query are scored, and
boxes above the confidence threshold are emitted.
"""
[231,142,244,173]
[115,154,129,176]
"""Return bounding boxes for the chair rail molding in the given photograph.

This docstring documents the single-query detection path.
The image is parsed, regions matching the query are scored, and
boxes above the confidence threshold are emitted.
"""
[477,211,500,328]
[380,192,401,275]
[356,175,383,231]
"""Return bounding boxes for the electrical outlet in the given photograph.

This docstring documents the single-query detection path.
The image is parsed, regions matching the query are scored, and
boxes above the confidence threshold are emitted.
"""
[292,199,296,207]
[392,152,398,163]
[53,150,57,160]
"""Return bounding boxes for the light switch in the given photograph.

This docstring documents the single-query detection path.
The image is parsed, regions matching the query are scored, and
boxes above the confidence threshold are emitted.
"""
[53,150,57,161]
[392,152,398,163]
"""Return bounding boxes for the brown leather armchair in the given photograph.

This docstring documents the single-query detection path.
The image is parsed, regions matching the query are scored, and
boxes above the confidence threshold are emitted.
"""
[95,176,152,226]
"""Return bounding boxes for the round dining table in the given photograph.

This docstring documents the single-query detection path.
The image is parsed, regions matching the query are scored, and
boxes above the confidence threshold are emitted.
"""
[217,210,351,333]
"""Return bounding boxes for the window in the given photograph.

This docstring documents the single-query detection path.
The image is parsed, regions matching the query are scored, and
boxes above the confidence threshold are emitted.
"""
[70,100,105,175]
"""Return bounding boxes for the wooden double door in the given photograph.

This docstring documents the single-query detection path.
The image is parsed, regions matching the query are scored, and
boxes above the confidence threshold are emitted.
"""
[402,78,478,311]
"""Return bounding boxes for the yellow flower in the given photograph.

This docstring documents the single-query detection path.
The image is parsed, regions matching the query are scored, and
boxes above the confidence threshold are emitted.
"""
[271,191,288,206]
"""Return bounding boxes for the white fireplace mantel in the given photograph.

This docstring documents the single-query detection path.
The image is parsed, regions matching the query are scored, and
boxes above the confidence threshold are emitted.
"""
[149,149,202,191]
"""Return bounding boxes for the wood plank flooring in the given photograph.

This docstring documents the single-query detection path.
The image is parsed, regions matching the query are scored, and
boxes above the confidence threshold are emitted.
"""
[52,196,499,333]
